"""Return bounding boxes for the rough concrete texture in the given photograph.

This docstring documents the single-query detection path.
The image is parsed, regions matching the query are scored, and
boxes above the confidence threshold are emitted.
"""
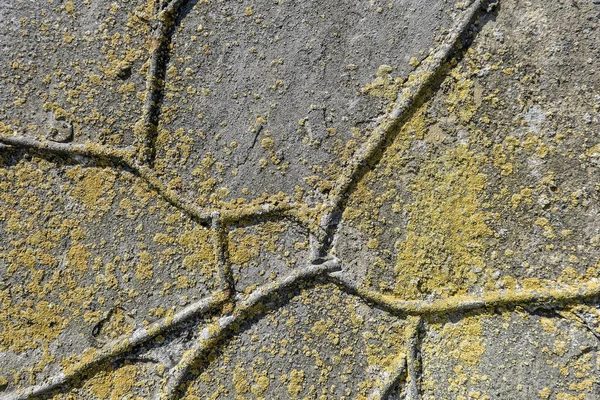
[0,0,153,145]
[0,0,599,399]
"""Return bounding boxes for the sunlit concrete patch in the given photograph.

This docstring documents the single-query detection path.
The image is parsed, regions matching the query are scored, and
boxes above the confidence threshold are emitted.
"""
[0,152,219,393]
[335,0,600,302]
[156,0,457,206]
[421,308,600,399]
[0,0,154,146]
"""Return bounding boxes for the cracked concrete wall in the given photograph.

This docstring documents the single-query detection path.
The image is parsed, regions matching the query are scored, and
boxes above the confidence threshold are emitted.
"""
[0,0,600,399]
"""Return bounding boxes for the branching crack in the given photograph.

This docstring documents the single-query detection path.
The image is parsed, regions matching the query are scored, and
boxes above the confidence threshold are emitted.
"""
[155,259,341,400]
[316,0,492,256]
[4,1,595,400]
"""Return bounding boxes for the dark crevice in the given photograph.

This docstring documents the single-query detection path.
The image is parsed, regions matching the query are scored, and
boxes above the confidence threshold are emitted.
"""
[240,124,263,166]
[141,0,198,166]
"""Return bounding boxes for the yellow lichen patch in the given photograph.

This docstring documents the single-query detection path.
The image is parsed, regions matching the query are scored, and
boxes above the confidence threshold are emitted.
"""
[82,363,140,400]
[311,319,333,336]
[0,300,65,352]
[63,1,75,14]
[423,315,486,396]
[340,36,600,301]
[361,64,404,101]
[233,362,250,394]
[66,166,117,217]
[95,307,134,343]
[0,151,225,388]
[66,244,92,273]
[445,64,481,124]
[251,372,270,396]
[443,315,485,367]
[261,137,275,150]
[539,387,552,399]
[395,145,492,298]
[227,221,287,266]
[135,251,153,281]
[286,368,305,398]
[178,227,215,279]
[540,317,557,333]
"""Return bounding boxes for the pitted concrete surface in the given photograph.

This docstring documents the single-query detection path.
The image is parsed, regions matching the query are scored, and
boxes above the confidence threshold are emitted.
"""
[0,0,600,399]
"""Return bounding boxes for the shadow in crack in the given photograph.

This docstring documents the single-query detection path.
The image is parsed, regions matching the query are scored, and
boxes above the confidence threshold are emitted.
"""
[317,0,500,258]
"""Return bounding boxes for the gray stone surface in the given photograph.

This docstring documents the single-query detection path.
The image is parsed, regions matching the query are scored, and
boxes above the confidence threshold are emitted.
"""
[0,0,599,399]
[157,0,455,205]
